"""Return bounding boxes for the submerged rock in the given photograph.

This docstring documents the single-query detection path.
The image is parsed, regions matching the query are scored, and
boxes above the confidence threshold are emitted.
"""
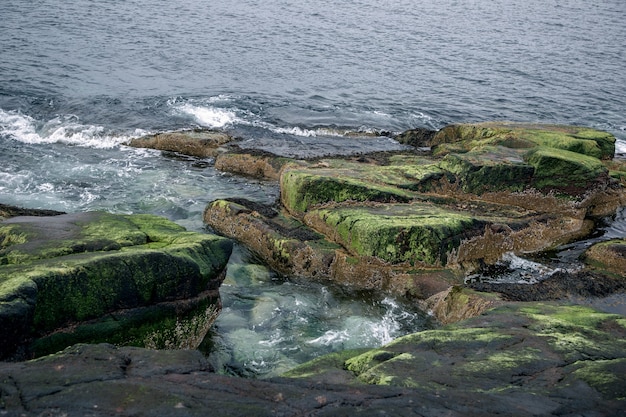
[205,123,626,299]
[0,211,232,360]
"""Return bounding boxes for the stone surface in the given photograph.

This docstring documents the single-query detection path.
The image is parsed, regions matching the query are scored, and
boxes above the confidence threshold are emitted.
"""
[215,148,294,180]
[584,239,626,278]
[127,129,233,158]
[2,320,625,417]
[286,302,626,415]
[205,123,625,298]
[0,211,233,360]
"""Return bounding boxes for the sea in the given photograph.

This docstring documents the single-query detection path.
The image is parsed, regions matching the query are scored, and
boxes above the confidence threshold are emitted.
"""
[1,0,625,377]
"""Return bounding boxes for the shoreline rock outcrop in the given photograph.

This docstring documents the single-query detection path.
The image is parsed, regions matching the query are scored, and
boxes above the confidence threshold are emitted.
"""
[0,211,232,360]
[204,122,626,299]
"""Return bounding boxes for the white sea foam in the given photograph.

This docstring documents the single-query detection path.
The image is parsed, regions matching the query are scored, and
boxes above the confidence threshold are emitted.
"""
[500,252,562,283]
[615,139,626,156]
[307,330,350,346]
[176,103,239,128]
[0,109,129,149]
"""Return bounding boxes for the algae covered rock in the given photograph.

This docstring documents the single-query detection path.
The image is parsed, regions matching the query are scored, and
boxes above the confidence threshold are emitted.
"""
[285,302,626,412]
[204,122,625,299]
[0,211,233,360]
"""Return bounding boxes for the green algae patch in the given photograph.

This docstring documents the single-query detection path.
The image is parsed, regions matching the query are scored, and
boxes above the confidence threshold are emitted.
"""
[281,348,369,380]
[570,359,626,400]
[0,211,233,360]
[307,204,483,266]
[433,122,616,160]
[281,168,413,214]
[526,147,608,192]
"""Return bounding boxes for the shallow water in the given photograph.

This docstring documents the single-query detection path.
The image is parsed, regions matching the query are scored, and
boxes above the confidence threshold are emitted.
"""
[1,0,625,376]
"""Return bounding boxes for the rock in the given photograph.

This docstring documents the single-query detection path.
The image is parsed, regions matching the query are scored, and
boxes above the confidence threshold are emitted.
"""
[393,127,437,148]
[469,269,626,301]
[215,148,294,180]
[0,203,64,221]
[0,212,232,360]
[127,129,233,158]
[204,198,456,298]
[432,122,616,160]
[2,333,624,416]
[205,123,625,299]
[421,286,502,324]
[584,239,626,278]
[285,302,626,414]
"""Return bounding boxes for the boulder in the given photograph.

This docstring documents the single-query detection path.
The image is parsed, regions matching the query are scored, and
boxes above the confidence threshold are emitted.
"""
[215,148,294,180]
[0,211,232,360]
[127,129,232,158]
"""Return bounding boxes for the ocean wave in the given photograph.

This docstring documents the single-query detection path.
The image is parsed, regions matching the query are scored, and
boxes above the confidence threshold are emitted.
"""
[168,97,400,138]
[0,109,133,149]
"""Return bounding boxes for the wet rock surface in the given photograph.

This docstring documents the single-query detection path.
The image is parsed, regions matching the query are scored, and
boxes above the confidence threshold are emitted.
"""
[2,302,625,417]
[127,129,233,158]
[0,211,232,360]
[205,123,626,298]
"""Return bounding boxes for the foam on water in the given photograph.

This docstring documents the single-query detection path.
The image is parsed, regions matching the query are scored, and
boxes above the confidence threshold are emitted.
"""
[467,252,569,285]
[173,102,240,129]
[616,138,626,156]
[0,109,132,149]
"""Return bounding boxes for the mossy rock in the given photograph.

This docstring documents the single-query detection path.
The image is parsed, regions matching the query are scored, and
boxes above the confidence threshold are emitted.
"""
[432,122,616,160]
[438,146,534,194]
[304,204,485,266]
[526,147,608,192]
[289,303,626,403]
[0,212,233,360]
[280,167,414,214]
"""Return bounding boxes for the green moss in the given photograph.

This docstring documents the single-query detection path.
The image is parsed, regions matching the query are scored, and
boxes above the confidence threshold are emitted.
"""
[526,147,607,191]
[281,169,412,213]
[572,359,626,400]
[311,204,481,265]
[461,347,542,373]
[0,225,28,250]
[281,348,369,379]
[522,304,626,362]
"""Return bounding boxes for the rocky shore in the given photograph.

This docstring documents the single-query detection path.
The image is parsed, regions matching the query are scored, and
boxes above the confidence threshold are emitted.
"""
[2,122,626,416]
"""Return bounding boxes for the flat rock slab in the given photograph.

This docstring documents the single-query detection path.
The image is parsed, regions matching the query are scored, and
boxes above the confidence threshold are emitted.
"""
[0,212,233,359]
[1,313,624,417]
[285,302,626,415]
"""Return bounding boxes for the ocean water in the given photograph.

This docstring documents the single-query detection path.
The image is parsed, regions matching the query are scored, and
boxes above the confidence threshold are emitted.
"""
[1,0,625,376]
